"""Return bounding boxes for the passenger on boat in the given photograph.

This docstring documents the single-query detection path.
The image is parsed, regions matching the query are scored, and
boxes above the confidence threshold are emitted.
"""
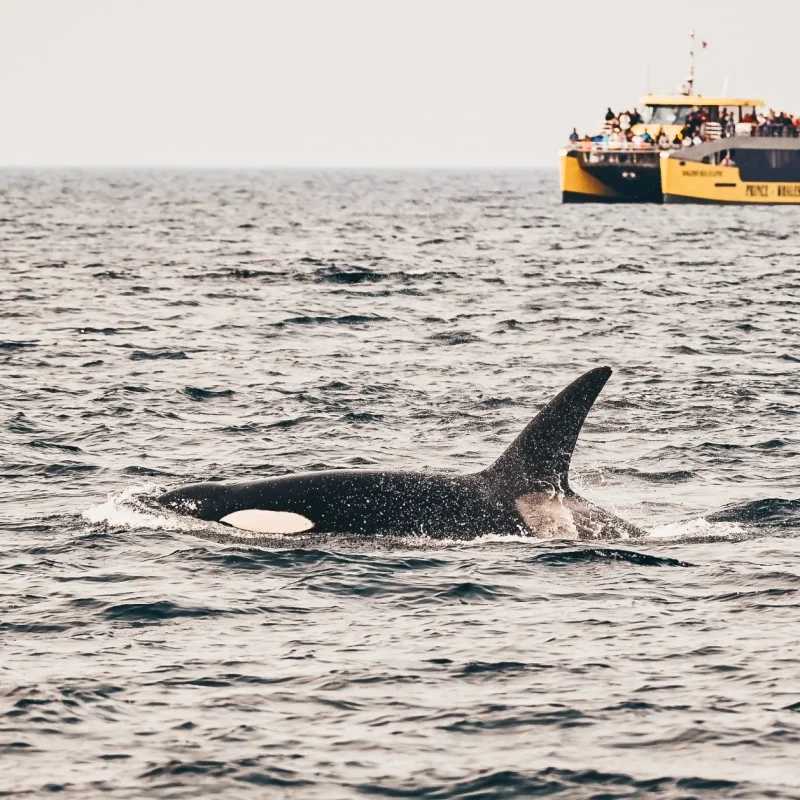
[569,127,580,142]
[773,111,798,137]
[719,110,736,138]
[605,107,616,121]
[720,151,736,167]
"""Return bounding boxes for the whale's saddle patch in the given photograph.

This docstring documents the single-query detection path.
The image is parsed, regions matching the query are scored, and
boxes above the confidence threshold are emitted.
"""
[220,509,315,534]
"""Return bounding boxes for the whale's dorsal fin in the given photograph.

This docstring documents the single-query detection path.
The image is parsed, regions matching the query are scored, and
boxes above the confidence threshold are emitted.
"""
[482,366,612,494]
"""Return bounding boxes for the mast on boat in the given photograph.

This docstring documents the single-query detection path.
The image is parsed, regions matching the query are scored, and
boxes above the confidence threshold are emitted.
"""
[682,30,696,96]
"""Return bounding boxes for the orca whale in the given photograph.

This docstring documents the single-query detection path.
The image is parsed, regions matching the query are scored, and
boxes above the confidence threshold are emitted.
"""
[157,366,645,540]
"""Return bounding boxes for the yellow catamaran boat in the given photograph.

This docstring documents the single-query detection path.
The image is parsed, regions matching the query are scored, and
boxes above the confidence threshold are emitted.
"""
[559,34,800,204]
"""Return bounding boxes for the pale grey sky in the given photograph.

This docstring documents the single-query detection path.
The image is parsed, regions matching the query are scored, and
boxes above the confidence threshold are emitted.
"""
[0,0,797,167]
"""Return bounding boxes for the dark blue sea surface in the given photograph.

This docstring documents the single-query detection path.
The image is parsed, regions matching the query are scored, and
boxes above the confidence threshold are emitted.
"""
[1,169,799,798]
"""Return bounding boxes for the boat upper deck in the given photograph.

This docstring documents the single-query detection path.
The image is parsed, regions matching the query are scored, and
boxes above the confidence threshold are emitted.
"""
[673,135,800,162]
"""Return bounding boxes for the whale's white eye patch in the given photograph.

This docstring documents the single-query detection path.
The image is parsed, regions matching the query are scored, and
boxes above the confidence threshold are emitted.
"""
[220,509,314,534]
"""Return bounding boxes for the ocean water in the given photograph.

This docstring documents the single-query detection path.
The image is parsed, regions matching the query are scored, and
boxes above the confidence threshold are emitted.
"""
[2,169,799,799]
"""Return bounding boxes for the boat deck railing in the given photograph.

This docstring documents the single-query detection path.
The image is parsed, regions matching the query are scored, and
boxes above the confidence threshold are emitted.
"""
[567,126,800,152]
[566,142,681,153]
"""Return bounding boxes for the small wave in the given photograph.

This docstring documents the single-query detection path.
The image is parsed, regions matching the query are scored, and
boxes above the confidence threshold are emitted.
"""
[140,759,312,788]
[163,546,337,569]
[0,340,38,350]
[597,263,648,273]
[699,441,743,451]
[318,380,351,391]
[457,661,550,677]
[398,269,461,282]
[184,386,234,400]
[130,350,189,360]
[428,331,482,345]
[0,621,68,634]
[189,267,278,280]
[752,438,789,449]
[77,326,119,335]
[354,767,744,799]
[707,498,800,528]
[311,265,385,284]
[220,422,259,433]
[7,413,37,434]
[710,587,796,604]
[27,439,82,453]
[435,581,509,601]
[92,270,129,279]
[344,411,383,423]
[271,314,388,327]
[18,461,100,476]
[104,600,231,621]
[122,465,174,476]
[264,415,312,429]
[529,548,693,567]
[474,396,519,409]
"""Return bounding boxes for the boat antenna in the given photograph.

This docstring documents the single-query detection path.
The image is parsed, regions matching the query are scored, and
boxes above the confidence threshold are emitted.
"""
[682,30,695,95]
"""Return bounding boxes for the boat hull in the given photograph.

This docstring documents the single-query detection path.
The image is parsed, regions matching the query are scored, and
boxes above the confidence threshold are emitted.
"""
[560,151,624,202]
[560,150,662,203]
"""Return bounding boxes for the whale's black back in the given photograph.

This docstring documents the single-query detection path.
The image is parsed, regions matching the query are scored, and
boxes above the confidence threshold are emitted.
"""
[166,470,516,538]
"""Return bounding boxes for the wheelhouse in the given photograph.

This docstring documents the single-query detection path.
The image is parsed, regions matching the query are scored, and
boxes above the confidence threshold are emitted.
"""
[633,95,765,139]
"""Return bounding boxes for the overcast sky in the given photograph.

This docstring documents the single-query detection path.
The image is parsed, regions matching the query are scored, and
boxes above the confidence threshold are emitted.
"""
[0,0,797,167]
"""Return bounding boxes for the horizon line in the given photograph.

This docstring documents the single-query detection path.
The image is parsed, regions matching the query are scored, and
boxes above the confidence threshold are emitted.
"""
[0,164,556,171]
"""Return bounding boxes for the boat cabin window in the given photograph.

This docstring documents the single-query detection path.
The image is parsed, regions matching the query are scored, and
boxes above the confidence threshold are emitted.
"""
[645,105,757,126]
[735,148,800,182]
[646,106,692,126]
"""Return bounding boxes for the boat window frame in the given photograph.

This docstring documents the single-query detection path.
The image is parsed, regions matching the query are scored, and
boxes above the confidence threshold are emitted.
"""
[645,105,692,126]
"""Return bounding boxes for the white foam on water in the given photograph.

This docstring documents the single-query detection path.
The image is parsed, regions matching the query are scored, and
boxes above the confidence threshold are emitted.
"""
[82,484,321,547]
[649,516,746,542]
[83,483,208,533]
